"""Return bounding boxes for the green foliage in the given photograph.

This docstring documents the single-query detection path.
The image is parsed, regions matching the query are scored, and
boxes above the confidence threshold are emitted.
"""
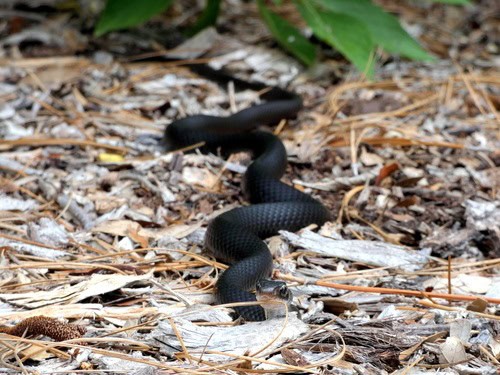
[94,0,468,75]
[94,0,173,37]
[257,0,316,66]
[295,0,375,75]
[313,0,433,62]
[185,0,221,36]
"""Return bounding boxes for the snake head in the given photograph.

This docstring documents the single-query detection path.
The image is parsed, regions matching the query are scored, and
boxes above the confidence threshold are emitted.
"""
[255,279,292,304]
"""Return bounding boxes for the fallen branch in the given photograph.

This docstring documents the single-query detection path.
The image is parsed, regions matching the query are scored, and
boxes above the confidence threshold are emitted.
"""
[0,137,128,154]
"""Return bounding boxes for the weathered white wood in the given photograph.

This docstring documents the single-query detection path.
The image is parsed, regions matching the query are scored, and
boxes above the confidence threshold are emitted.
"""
[149,314,309,362]
[281,229,430,271]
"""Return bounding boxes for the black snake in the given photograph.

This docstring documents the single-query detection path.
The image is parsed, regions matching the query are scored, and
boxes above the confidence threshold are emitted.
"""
[164,66,330,320]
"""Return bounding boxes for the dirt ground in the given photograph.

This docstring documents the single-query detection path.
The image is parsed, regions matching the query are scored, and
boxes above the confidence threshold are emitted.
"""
[0,1,499,374]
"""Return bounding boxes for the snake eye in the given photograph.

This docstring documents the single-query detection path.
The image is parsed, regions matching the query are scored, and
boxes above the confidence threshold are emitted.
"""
[279,285,289,299]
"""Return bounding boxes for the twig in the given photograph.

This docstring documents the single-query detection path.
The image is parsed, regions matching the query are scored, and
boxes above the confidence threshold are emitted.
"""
[275,272,500,305]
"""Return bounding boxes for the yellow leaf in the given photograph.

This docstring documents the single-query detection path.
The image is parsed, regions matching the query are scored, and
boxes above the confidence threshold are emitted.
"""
[98,153,124,163]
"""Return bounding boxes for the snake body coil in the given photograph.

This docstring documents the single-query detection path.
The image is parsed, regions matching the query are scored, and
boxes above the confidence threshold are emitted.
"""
[164,70,329,320]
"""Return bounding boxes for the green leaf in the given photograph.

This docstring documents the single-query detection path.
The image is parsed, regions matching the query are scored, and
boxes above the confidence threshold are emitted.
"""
[95,0,173,37]
[313,0,433,61]
[295,0,375,76]
[258,0,316,66]
[186,0,221,37]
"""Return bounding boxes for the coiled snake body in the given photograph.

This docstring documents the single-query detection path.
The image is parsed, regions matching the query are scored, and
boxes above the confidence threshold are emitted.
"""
[164,68,329,320]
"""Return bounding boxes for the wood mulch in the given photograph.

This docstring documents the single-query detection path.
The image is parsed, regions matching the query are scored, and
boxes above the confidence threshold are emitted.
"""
[0,1,498,374]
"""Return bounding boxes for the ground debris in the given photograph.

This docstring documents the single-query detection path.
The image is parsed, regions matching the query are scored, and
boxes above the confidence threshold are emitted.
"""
[0,0,498,373]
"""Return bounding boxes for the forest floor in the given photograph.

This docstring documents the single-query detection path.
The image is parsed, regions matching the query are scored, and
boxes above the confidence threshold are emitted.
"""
[0,0,499,374]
